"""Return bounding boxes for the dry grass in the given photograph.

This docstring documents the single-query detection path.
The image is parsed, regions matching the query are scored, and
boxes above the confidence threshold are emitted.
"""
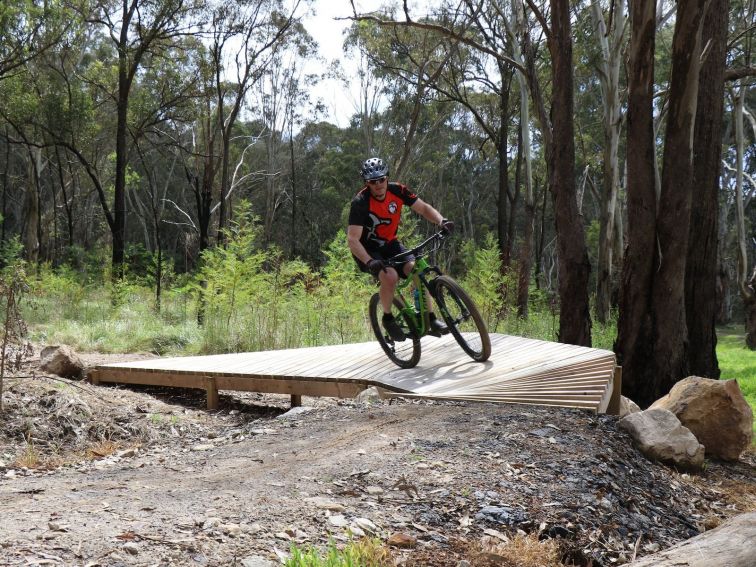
[85,439,122,460]
[467,533,564,567]
[14,442,40,469]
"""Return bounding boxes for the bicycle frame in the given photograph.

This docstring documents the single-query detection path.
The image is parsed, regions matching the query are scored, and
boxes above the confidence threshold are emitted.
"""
[389,233,446,337]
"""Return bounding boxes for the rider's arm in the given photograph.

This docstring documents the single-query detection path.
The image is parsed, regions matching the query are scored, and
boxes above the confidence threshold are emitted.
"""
[347,225,373,264]
[410,198,444,227]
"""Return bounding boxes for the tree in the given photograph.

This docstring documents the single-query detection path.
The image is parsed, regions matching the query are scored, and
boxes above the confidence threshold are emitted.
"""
[617,0,709,406]
[528,0,593,346]
[86,0,202,278]
[733,85,756,348]
[590,0,627,325]
[685,0,729,376]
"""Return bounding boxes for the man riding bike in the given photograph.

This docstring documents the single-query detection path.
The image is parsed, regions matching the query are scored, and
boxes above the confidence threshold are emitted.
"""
[347,156,454,342]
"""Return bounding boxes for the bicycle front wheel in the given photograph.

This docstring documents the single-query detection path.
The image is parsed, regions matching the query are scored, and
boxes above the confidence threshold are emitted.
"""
[433,276,491,362]
[369,293,421,368]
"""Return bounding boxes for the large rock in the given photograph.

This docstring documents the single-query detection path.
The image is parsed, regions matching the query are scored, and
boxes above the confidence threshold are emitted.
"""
[618,408,705,471]
[40,345,84,379]
[651,376,753,461]
[629,512,756,566]
[619,395,641,418]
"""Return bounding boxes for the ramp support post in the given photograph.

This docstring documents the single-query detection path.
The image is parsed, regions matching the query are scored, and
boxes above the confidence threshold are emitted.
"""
[291,394,302,407]
[205,377,219,410]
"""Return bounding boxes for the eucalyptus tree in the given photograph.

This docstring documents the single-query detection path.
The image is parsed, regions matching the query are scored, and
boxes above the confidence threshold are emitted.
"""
[181,0,304,252]
[344,15,453,180]
[588,0,627,325]
[525,0,592,346]
[253,19,317,245]
[727,0,756,347]
[0,0,71,81]
[350,0,593,347]
[617,0,710,406]
[685,0,730,375]
[83,0,204,278]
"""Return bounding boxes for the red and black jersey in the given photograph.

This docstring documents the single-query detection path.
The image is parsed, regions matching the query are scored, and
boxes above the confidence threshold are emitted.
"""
[348,182,418,250]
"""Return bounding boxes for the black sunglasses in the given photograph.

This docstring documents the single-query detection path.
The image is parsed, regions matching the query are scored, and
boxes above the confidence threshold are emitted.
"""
[367,176,387,185]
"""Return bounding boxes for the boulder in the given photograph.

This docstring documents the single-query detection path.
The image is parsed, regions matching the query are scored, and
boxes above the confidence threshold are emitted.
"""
[40,345,84,379]
[629,512,756,566]
[618,408,705,471]
[651,376,753,461]
[619,396,641,418]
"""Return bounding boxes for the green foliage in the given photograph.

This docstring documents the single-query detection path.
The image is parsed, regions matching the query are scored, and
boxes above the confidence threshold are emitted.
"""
[285,538,392,567]
[459,234,508,332]
[717,326,756,438]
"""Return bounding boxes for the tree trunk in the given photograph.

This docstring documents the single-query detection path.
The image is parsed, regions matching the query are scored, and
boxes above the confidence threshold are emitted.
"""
[592,0,626,324]
[22,147,42,265]
[549,0,592,347]
[618,0,708,407]
[113,51,130,280]
[733,86,756,348]
[650,0,707,396]
[497,79,511,270]
[685,0,728,377]
[616,0,658,405]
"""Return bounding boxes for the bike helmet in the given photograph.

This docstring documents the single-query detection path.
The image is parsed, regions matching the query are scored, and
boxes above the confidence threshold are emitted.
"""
[360,157,389,181]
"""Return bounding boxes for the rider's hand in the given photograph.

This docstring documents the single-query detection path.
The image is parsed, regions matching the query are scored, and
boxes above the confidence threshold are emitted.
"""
[367,258,386,276]
[441,219,455,235]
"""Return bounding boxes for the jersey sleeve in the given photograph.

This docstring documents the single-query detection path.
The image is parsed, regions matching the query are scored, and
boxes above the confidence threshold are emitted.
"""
[348,193,369,226]
[390,183,418,206]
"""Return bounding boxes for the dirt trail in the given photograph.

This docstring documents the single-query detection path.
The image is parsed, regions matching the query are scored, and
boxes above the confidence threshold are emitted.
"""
[0,362,754,567]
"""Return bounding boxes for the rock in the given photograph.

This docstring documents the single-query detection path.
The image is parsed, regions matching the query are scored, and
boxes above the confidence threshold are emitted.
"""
[304,497,346,512]
[356,386,383,405]
[122,542,139,555]
[328,515,348,528]
[241,556,276,567]
[629,512,756,566]
[387,533,417,548]
[353,517,377,533]
[277,406,315,420]
[618,408,705,471]
[651,376,753,460]
[40,345,84,379]
[619,396,641,418]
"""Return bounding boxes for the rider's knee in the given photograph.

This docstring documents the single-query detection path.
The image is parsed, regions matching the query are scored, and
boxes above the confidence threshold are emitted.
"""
[380,268,400,286]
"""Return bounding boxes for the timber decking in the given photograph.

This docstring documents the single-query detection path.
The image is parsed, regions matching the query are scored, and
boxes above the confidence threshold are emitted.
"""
[91,333,621,414]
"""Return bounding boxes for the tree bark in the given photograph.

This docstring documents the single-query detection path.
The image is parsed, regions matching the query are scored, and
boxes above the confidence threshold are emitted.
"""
[549,0,592,347]
[686,0,729,377]
[591,0,626,324]
[618,0,708,407]
[616,0,658,405]
[650,0,707,397]
[733,86,756,348]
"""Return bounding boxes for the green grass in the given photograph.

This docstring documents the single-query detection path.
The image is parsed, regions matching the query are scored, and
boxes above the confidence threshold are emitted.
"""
[717,326,756,437]
[285,538,392,567]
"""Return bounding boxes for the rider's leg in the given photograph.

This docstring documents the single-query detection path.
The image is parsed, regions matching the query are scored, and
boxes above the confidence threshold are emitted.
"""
[379,267,400,314]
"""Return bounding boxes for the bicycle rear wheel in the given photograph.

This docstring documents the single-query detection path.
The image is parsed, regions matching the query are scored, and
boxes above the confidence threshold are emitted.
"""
[369,293,421,368]
[432,275,491,362]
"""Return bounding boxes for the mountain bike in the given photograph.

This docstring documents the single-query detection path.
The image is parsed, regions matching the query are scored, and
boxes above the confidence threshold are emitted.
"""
[368,230,491,368]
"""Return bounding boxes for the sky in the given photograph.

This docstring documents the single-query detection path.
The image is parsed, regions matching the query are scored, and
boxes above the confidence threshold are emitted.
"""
[301,1,431,127]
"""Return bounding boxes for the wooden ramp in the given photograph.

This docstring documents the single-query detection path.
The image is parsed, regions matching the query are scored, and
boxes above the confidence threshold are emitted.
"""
[91,334,621,414]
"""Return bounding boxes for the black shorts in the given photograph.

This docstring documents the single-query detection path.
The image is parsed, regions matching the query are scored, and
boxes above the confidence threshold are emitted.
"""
[354,240,416,279]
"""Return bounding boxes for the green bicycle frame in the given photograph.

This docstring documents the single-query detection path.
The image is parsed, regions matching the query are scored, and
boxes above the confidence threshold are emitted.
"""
[394,256,437,337]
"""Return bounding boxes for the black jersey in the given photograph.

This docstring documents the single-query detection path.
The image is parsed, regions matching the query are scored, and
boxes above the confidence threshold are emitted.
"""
[348,182,418,250]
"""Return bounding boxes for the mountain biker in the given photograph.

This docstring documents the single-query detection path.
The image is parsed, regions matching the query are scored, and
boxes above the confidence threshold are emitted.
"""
[347,156,454,342]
